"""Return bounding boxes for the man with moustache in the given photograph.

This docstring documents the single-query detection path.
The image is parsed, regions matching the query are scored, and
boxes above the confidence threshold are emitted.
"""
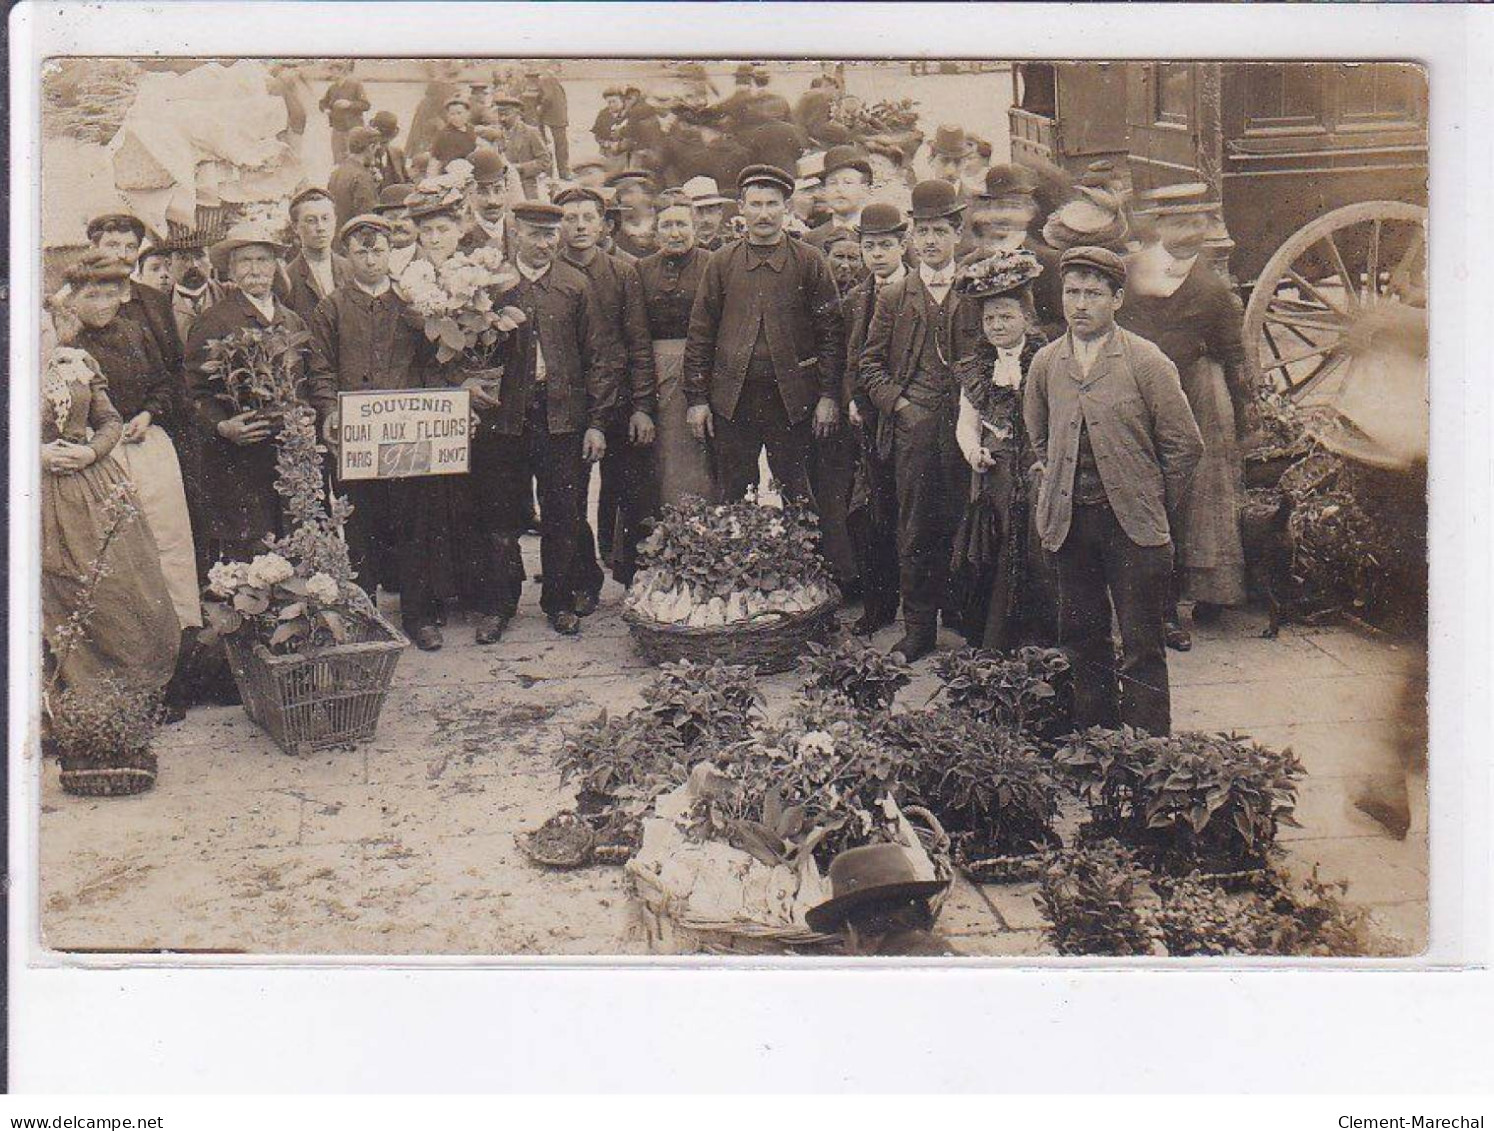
[460,148,518,256]
[806,146,873,252]
[483,94,553,200]
[681,175,732,251]
[860,180,984,660]
[684,164,844,507]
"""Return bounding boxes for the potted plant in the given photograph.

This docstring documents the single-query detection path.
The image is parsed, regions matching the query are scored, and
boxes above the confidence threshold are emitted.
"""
[49,679,162,797]
[623,492,840,672]
[197,383,407,757]
[798,637,912,713]
[931,645,1073,744]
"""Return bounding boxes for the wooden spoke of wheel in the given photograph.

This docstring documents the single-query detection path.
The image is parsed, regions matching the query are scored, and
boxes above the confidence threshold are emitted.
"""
[1387,228,1428,302]
[1285,268,1351,318]
[1318,231,1359,298]
[1365,218,1382,299]
[1264,307,1346,335]
[1289,349,1349,401]
[1261,338,1339,375]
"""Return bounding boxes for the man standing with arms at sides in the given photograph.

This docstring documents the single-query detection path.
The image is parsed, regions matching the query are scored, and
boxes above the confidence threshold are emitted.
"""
[328,126,383,229]
[843,202,909,637]
[485,202,617,638]
[319,60,369,165]
[684,164,844,507]
[859,180,982,661]
[276,188,350,325]
[554,185,657,602]
[484,95,553,200]
[1023,247,1203,735]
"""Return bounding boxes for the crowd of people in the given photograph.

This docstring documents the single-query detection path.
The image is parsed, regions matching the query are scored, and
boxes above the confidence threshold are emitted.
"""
[42,62,1261,740]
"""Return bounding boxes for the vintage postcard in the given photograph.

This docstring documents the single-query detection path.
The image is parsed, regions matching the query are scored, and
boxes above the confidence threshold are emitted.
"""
[29,51,1431,962]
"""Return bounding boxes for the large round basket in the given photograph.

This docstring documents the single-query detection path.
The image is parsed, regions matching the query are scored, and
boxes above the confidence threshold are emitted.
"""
[224,609,408,757]
[59,748,157,797]
[623,597,841,675]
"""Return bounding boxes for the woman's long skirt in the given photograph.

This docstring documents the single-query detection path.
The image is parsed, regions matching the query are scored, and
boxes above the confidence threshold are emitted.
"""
[111,424,203,629]
[1176,357,1248,606]
[42,458,180,693]
[652,338,717,507]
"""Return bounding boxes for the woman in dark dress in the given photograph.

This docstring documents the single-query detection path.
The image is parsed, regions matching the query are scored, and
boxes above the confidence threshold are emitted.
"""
[1121,190,1255,649]
[950,250,1050,651]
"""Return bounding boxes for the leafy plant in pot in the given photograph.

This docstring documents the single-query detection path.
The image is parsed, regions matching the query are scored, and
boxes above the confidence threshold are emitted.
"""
[798,636,912,712]
[930,646,1073,744]
[49,679,162,797]
[1053,726,1305,875]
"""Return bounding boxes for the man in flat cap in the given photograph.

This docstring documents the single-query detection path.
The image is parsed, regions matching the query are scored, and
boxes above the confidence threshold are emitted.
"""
[555,185,658,603]
[276,187,350,325]
[1023,246,1204,736]
[860,180,986,660]
[480,200,618,638]
[684,163,844,507]
[306,215,421,624]
[328,126,383,230]
[426,94,479,175]
[483,95,553,200]
[319,59,370,165]
[806,146,873,251]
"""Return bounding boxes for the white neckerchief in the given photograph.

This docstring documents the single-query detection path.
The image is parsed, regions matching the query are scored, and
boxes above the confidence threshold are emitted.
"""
[475,213,508,252]
[243,291,277,323]
[352,276,391,298]
[991,343,1024,389]
[516,259,550,284]
[919,260,955,305]
[1072,329,1111,377]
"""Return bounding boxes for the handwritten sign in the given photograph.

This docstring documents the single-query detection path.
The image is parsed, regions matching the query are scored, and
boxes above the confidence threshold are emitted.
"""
[336,389,471,481]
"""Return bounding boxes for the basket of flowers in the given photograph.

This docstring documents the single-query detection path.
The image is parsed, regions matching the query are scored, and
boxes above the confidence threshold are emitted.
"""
[197,338,407,757]
[622,492,840,674]
[49,679,163,798]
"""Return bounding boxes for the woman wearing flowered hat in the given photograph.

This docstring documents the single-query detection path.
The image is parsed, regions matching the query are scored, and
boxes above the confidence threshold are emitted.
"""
[949,248,1052,650]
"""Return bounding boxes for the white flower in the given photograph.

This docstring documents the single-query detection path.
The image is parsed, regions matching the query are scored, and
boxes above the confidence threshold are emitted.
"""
[245,552,294,589]
[797,730,836,757]
[207,560,250,597]
[305,572,340,604]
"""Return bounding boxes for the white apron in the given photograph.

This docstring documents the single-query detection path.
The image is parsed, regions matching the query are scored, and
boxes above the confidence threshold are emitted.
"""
[111,424,203,629]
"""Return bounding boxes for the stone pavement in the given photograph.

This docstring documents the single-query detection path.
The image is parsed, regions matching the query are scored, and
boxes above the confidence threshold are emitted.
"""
[37,548,1428,958]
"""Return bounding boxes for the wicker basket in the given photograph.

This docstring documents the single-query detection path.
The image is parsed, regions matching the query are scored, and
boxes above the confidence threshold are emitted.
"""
[59,749,157,797]
[624,597,841,674]
[224,610,408,757]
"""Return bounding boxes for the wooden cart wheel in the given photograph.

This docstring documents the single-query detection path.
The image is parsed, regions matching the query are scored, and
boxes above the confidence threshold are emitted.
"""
[1243,200,1427,404]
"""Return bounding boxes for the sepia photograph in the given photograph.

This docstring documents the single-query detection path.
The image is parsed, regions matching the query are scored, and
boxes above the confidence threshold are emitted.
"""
[30,51,1431,961]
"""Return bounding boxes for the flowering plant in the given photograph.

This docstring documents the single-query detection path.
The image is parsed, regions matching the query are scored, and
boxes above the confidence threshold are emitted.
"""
[197,323,312,419]
[394,245,526,368]
[831,95,920,135]
[626,491,837,627]
[199,405,373,654]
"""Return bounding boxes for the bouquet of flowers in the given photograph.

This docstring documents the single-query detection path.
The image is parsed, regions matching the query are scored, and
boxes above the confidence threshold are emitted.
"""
[394,244,526,371]
[625,490,837,628]
[197,323,312,422]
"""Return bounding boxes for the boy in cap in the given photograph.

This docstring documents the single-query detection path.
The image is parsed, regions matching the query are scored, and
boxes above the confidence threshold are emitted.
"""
[683,163,844,507]
[555,185,658,601]
[427,94,478,175]
[306,215,422,624]
[1023,246,1203,735]
[328,125,383,229]
[480,200,618,638]
[860,180,985,660]
[843,201,911,636]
